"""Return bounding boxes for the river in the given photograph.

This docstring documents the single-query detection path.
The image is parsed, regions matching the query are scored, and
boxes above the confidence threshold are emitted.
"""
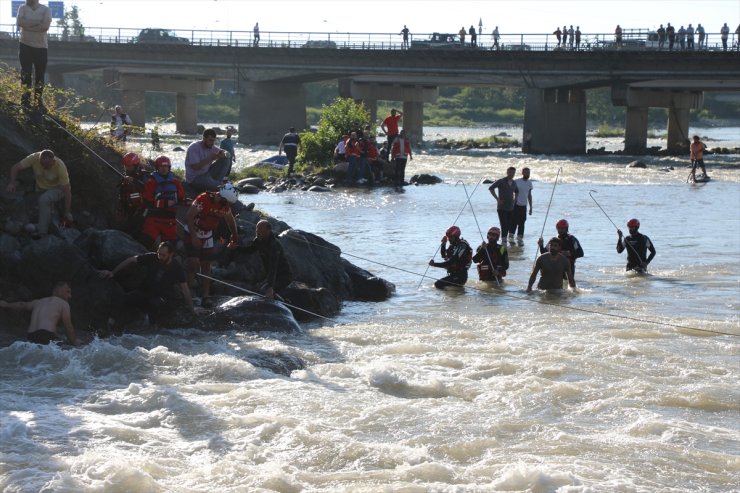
[1,125,738,492]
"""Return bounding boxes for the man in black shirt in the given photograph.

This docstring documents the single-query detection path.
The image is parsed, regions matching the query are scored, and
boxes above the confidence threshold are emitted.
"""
[617,218,656,274]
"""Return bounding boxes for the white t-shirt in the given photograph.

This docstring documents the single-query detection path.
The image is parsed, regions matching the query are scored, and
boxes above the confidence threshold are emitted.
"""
[514,178,533,207]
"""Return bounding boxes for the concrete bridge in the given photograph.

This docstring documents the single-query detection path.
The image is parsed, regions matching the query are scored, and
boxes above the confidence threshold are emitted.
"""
[0,36,738,154]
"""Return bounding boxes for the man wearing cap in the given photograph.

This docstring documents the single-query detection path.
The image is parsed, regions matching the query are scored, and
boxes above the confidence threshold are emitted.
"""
[6,150,72,236]
[185,128,231,193]
[527,237,576,292]
[616,219,656,274]
[278,127,301,176]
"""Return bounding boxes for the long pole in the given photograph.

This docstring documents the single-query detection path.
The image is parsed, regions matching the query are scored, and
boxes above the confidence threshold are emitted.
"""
[534,167,561,264]
[458,180,500,287]
[418,177,483,289]
[588,190,644,261]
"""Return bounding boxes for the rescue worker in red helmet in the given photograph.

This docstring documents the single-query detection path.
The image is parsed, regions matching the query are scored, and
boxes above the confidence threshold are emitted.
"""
[185,182,240,308]
[428,225,473,289]
[472,226,509,282]
[140,155,186,250]
[617,218,656,274]
[538,218,584,276]
[117,152,150,237]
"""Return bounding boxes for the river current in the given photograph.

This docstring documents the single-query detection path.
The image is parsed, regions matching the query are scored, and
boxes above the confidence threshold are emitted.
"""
[1,126,738,492]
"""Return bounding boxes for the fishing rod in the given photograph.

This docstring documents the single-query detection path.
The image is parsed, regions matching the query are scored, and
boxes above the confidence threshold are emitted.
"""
[534,167,562,265]
[588,190,645,264]
[417,177,484,289]
[457,180,500,287]
[195,272,333,322]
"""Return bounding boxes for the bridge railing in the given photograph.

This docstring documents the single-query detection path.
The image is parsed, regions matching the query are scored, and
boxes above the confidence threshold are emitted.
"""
[1,24,737,52]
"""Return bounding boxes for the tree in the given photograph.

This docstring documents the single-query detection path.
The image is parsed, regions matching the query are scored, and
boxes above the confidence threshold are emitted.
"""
[57,6,85,41]
[299,97,370,168]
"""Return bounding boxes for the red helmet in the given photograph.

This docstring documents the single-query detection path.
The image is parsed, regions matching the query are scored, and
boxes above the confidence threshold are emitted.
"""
[121,152,140,168]
[487,226,501,236]
[445,225,461,239]
[154,155,172,169]
[556,219,569,230]
[627,218,640,229]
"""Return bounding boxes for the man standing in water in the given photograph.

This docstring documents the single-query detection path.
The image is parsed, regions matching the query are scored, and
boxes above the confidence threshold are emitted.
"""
[689,134,709,181]
[512,167,533,246]
[0,281,80,346]
[428,226,472,289]
[489,166,518,244]
[617,218,656,274]
[278,127,301,176]
[527,237,575,292]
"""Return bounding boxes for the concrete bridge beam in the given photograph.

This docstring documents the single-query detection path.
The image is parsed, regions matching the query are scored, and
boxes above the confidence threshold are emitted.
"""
[624,106,649,155]
[239,81,306,145]
[523,88,586,154]
[176,93,198,134]
[402,101,424,143]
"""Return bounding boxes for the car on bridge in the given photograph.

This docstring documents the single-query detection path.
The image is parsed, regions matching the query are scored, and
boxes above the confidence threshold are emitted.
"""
[410,33,463,49]
[134,28,189,45]
[302,40,337,49]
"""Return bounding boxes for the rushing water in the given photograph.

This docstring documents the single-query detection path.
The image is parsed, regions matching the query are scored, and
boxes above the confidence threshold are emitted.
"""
[1,126,739,492]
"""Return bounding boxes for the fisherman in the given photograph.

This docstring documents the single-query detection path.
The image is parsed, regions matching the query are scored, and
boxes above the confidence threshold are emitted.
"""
[689,135,709,182]
[278,127,301,176]
[527,237,576,292]
[110,105,132,142]
[538,219,583,276]
[0,281,79,346]
[616,218,656,274]
[428,225,473,289]
[140,155,186,250]
[117,152,149,237]
[472,226,509,283]
[236,220,293,301]
[185,183,240,308]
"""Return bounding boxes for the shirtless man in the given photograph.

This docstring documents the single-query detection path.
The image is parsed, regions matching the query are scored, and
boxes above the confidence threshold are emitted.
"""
[0,281,79,345]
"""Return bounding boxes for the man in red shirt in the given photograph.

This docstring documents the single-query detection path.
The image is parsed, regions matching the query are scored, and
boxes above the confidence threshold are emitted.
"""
[141,156,186,250]
[391,129,413,191]
[381,108,403,155]
[185,183,239,307]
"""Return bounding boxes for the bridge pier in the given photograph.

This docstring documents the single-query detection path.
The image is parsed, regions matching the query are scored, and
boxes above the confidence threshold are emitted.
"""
[402,101,424,143]
[624,106,649,154]
[239,81,306,145]
[523,88,586,154]
[176,93,198,134]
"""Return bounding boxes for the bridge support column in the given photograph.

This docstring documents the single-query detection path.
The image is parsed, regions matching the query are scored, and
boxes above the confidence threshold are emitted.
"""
[176,93,198,134]
[667,107,690,152]
[402,101,424,143]
[624,106,649,154]
[364,99,378,127]
[523,88,586,154]
[239,81,306,145]
[121,89,146,129]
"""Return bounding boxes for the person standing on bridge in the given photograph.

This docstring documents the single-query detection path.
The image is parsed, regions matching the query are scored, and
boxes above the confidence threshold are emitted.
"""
[562,25,568,48]
[492,26,501,50]
[16,0,52,110]
[696,24,705,50]
[469,26,477,46]
[614,25,623,49]
[668,23,677,50]
[657,24,666,50]
[400,25,410,48]
[575,26,582,50]
[677,25,685,50]
[553,26,562,47]
[458,27,466,46]
[568,26,574,49]
[686,24,695,50]
[253,22,260,46]
[720,23,730,51]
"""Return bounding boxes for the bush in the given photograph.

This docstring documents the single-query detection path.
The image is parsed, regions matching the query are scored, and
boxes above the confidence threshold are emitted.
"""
[298,97,370,169]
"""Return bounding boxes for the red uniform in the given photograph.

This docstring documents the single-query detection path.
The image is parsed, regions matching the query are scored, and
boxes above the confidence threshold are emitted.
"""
[383,114,401,136]
[141,172,186,243]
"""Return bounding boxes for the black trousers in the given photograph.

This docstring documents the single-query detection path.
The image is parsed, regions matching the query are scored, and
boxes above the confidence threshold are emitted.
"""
[19,43,47,106]
[512,205,527,236]
[497,209,514,239]
[434,272,467,289]
[394,157,407,187]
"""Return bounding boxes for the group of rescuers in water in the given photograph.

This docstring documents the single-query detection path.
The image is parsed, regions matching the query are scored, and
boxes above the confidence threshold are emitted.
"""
[1,129,657,347]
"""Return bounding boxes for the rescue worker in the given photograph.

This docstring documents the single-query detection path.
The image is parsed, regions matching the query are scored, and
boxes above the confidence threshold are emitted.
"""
[185,183,240,307]
[278,127,301,176]
[141,155,186,250]
[689,134,708,182]
[236,219,293,301]
[117,152,149,237]
[472,226,509,283]
[391,128,413,190]
[428,225,472,289]
[538,219,584,276]
[527,237,576,292]
[617,218,656,274]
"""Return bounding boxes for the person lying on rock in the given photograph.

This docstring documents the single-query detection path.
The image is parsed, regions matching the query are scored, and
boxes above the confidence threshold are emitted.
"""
[236,220,293,301]
[0,281,80,346]
[99,241,198,327]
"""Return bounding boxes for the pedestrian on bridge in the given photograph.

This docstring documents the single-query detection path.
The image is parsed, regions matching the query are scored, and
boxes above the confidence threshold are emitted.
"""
[253,22,260,46]
[492,26,500,50]
[469,26,477,46]
[575,26,582,50]
[667,23,676,50]
[458,27,466,46]
[615,25,623,49]
[687,24,695,49]
[553,27,562,47]
[400,25,410,48]
[720,23,729,51]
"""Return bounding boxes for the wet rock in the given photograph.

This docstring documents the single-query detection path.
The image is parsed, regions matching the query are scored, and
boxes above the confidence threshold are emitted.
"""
[74,229,147,269]
[237,184,261,195]
[236,177,265,189]
[410,174,443,185]
[172,146,186,152]
[308,185,331,192]
[0,233,21,269]
[202,295,302,332]
[627,160,646,168]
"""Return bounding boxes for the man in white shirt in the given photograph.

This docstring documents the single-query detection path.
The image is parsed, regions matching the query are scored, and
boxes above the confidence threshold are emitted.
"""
[16,0,52,109]
[513,167,533,246]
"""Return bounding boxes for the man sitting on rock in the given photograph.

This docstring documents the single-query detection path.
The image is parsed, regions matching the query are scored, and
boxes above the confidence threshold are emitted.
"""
[6,149,73,237]
[0,281,80,346]
[99,241,196,327]
[236,220,293,301]
[185,182,240,308]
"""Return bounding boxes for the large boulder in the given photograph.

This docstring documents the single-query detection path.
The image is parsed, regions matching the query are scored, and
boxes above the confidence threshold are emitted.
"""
[202,295,302,332]
[74,228,147,269]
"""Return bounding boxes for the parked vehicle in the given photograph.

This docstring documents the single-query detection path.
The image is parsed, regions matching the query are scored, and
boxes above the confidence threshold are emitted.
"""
[134,28,189,45]
[302,40,337,48]
[410,32,462,49]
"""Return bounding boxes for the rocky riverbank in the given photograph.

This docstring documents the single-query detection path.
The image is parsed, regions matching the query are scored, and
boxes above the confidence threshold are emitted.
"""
[0,109,394,347]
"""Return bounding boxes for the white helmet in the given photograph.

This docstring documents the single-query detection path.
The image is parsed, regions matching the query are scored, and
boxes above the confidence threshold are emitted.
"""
[218,183,239,204]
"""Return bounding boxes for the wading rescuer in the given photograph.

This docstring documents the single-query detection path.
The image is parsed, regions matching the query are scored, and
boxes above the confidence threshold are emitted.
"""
[141,156,186,250]
[617,218,656,274]
[689,135,709,181]
[472,226,509,283]
[428,226,472,289]
[185,183,240,308]
[538,219,583,276]
[527,237,576,292]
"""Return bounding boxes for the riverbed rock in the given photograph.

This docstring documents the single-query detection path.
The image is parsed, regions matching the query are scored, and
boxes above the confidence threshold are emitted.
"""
[236,177,266,189]
[237,184,261,195]
[410,174,443,185]
[308,185,332,192]
[627,160,646,168]
[74,229,146,269]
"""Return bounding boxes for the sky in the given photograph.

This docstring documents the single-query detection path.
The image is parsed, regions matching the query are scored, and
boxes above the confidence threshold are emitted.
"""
[1,0,738,35]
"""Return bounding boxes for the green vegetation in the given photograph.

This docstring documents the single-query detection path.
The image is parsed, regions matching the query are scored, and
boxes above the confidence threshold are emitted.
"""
[57,5,85,40]
[593,124,624,137]
[231,165,276,183]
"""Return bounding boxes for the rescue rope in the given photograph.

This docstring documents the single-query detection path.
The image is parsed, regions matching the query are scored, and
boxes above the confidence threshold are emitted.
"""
[589,190,646,263]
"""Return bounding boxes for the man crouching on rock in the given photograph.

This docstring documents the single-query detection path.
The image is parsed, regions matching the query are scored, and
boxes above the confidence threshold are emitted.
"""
[237,220,293,301]
[0,281,80,346]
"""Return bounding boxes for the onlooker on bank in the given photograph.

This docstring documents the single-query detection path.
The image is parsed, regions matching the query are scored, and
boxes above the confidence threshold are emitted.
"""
[110,105,132,142]
[185,128,231,193]
[16,0,51,109]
